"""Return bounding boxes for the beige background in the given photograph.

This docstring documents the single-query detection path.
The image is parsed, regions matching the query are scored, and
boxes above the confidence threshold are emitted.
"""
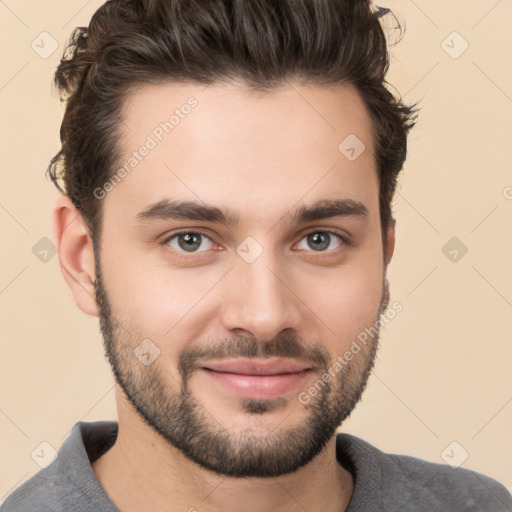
[1,0,511,502]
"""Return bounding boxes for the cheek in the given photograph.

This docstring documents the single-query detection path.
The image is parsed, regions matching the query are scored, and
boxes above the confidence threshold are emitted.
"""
[298,255,384,342]
[100,248,222,350]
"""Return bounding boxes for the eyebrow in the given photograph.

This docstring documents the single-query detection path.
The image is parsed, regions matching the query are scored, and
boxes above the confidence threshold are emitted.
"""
[135,198,369,227]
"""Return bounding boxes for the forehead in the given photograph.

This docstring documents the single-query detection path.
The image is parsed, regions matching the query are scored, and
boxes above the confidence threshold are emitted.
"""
[120,80,373,156]
[105,80,378,227]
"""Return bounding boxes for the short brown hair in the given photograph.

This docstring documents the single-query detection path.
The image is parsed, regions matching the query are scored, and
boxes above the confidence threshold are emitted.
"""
[48,0,417,245]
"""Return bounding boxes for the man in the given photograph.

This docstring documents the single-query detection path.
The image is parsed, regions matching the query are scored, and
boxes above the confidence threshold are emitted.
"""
[2,0,510,510]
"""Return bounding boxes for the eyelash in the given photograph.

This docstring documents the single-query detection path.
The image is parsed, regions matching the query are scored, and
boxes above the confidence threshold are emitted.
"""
[161,228,350,259]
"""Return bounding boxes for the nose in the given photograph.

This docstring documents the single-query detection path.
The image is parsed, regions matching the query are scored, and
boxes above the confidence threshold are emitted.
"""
[220,252,302,343]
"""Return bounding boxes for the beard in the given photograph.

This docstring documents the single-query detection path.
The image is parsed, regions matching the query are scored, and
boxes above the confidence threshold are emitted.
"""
[93,253,390,478]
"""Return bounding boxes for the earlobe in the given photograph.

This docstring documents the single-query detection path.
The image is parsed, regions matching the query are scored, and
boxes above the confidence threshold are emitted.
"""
[53,196,99,317]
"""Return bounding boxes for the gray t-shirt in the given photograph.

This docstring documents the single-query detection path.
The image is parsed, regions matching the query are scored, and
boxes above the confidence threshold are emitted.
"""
[2,421,511,511]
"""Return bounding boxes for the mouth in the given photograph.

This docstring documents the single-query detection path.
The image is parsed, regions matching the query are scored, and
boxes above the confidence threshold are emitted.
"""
[198,358,313,399]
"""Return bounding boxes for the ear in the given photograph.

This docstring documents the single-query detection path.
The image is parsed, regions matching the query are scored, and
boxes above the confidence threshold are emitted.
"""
[384,218,396,267]
[53,195,99,317]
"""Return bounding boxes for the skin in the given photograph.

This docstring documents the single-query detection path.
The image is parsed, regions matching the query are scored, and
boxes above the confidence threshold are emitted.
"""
[54,80,395,512]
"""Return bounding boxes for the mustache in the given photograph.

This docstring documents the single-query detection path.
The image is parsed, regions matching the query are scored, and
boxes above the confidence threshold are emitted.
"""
[178,334,330,378]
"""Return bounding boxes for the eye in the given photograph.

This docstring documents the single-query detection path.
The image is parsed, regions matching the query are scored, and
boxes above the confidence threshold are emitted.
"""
[296,230,344,252]
[164,231,215,253]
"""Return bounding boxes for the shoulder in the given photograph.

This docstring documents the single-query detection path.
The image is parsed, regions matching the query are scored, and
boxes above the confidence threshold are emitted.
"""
[337,433,512,511]
[1,421,118,512]
[383,450,512,510]
[1,462,66,512]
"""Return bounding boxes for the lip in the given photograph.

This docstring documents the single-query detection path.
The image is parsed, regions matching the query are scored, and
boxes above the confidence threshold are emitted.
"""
[202,358,311,375]
[199,358,313,399]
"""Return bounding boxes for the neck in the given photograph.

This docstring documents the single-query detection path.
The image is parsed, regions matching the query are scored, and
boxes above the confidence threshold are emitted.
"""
[92,399,354,512]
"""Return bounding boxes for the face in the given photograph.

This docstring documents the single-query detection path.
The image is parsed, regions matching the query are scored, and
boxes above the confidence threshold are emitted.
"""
[93,80,392,477]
